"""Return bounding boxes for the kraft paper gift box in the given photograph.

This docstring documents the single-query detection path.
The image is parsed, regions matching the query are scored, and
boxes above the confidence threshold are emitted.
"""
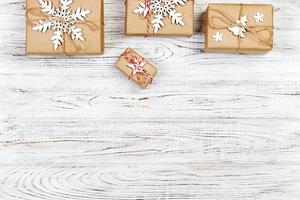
[116,48,158,88]
[25,0,104,55]
[204,3,274,54]
[125,0,194,36]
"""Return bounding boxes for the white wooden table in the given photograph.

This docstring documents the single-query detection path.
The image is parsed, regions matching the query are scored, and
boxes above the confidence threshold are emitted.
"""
[1,0,300,199]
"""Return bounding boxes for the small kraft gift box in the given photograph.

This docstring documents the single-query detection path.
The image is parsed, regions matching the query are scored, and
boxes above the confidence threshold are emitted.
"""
[116,48,158,89]
[25,0,104,55]
[204,3,274,54]
[125,0,194,36]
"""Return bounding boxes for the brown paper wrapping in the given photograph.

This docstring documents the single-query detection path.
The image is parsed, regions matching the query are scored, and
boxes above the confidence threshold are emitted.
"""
[204,4,274,54]
[116,48,158,88]
[125,0,194,36]
[26,0,104,55]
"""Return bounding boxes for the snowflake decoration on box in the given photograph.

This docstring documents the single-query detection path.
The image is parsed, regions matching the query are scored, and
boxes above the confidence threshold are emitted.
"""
[213,32,223,42]
[133,0,188,33]
[254,11,264,23]
[127,57,147,76]
[32,0,91,50]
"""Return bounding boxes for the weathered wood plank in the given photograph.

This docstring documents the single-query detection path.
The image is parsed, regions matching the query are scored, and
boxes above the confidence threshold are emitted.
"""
[0,164,299,200]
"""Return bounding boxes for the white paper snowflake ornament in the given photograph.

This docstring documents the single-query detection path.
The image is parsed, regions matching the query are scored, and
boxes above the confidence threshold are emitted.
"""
[151,0,175,16]
[133,0,188,33]
[213,32,223,42]
[254,11,264,23]
[228,14,248,38]
[152,15,165,33]
[32,0,91,50]
[127,59,147,76]
[134,2,151,17]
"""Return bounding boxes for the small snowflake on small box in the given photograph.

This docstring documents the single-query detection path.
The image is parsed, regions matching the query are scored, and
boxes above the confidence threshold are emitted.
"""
[32,0,91,50]
[213,32,223,42]
[254,11,264,23]
[127,58,147,76]
[133,0,188,33]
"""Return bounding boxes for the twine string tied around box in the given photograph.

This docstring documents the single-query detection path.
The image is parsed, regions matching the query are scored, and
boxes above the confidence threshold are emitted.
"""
[24,3,101,56]
[208,4,274,53]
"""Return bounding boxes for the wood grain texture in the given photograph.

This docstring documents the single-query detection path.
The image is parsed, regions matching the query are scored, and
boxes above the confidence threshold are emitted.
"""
[1,0,300,199]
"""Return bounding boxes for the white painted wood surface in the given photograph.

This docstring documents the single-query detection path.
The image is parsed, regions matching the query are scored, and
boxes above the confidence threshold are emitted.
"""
[1,0,300,199]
